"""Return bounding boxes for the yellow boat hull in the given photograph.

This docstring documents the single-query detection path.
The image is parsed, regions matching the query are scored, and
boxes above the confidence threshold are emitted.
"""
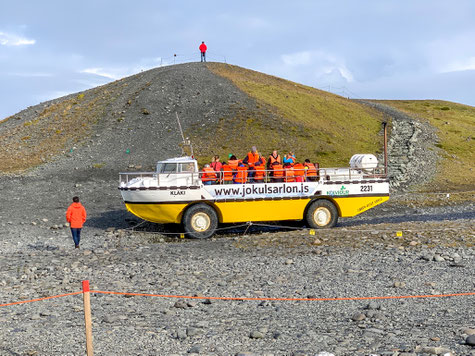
[125,195,389,224]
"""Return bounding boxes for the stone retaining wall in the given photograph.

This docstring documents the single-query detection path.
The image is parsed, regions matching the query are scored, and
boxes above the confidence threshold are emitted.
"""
[357,101,439,192]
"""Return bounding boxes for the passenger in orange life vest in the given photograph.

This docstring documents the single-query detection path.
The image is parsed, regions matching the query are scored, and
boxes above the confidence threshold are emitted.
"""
[304,159,318,182]
[243,146,265,167]
[201,164,216,185]
[221,161,234,184]
[293,162,305,182]
[283,163,295,182]
[234,162,248,184]
[227,154,240,169]
[267,150,281,170]
[271,161,284,183]
[243,146,265,183]
[253,164,265,183]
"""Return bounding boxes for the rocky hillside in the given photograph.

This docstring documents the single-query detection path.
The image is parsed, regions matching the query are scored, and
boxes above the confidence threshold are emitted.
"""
[0,62,384,175]
[0,63,255,178]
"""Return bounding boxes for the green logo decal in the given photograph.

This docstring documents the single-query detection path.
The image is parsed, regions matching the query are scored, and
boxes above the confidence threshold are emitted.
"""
[328,185,349,196]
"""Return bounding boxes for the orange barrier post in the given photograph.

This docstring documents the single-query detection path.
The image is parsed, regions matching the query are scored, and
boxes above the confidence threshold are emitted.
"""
[82,280,94,356]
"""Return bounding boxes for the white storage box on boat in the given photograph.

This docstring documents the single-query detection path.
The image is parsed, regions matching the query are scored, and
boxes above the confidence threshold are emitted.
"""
[349,154,378,169]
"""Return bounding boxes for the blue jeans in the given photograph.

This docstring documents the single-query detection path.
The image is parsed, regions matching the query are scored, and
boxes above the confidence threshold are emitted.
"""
[71,228,81,246]
[248,168,256,183]
[201,52,206,62]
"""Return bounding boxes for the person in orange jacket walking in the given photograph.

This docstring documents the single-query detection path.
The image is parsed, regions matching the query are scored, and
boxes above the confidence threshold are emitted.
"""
[66,196,87,248]
[199,41,207,62]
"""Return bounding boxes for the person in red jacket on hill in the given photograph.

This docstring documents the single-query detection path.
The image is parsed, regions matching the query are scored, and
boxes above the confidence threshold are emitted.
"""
[199,41,207,62]
[66,196,87,248]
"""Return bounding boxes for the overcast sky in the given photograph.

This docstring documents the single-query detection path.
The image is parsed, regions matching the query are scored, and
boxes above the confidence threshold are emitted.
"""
[1,0,475,119]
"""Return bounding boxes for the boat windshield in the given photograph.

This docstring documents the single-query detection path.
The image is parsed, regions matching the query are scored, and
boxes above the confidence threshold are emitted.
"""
[179,162,196,173]
[157,163,177,173]
[156,162,196,174]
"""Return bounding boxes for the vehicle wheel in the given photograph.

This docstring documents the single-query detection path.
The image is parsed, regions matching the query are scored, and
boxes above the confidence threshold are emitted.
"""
[182,204,218,239]
[306,200,338,228]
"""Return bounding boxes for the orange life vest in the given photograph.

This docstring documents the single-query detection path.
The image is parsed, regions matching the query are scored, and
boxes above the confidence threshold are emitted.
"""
[253,165,265,181]
[293,163,305,177]
[235,166,248,183]
[222,164,234,182]
[228,159,240,169]
[304,162,317,177]
[202,167,216,182]
[272,164,284,178]
[268,154,281,166]
[246,152,263,167]
[293,163,305,182]
[284,167,295,182]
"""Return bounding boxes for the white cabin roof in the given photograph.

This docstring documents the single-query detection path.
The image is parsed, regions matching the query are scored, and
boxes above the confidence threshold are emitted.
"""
[158,156,196,164]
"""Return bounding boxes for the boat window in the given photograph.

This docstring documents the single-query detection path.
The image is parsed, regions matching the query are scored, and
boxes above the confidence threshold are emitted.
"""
[158,163,177,173]
[179,163,196,173]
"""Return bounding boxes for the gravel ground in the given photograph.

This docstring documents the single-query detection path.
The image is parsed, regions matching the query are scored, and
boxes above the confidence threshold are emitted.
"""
[1,148,474,356]
[1,176,474,355]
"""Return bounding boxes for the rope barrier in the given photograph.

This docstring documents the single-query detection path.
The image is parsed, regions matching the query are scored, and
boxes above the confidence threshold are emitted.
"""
[125,219,473,237]
[90,290,475,302]
[154,51,228,67]
[2,289,473,309]
[0,291,82,307]
[1,283,473,355]
[124,220,147,231]
[127,222,252,236]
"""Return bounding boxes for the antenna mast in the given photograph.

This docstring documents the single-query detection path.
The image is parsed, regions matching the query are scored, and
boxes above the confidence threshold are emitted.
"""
[176,112,194,157]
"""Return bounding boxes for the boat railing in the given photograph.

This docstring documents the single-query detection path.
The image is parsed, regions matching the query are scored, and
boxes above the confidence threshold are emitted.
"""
[119,167,386,187]
[201,166,387,184]
[119,171,202,187]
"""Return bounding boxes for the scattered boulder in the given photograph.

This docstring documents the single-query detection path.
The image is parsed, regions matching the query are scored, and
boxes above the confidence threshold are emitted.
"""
[351,313,366,321]
[461,327,475,336]
[173,300,188,309]
[393,280,406,288]
[249,330,265,339]
[466,335,475,346]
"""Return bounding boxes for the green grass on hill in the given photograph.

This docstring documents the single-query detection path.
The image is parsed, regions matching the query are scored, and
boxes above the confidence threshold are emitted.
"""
[374,100,475,191]
[203,63,384,167]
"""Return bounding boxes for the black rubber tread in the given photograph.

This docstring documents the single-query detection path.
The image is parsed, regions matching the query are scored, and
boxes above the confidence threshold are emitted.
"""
[305,199,338,229]
[182,203,218,239]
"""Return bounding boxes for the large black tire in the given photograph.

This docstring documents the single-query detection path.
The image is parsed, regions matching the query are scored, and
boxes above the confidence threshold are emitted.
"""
[182,203,218,239]
[305,200,338,228]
